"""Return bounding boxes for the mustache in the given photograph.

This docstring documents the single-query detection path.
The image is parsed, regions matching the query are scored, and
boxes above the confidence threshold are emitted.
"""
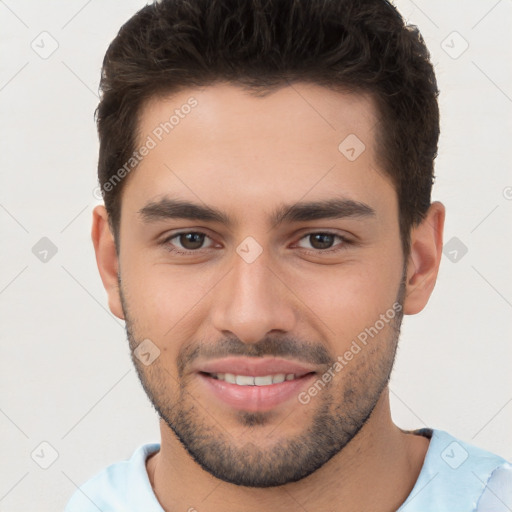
[177,335,334,377]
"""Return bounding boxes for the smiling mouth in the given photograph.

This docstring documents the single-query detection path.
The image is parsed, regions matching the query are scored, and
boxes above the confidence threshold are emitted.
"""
[197,366,317,412]
[201,372,314,386]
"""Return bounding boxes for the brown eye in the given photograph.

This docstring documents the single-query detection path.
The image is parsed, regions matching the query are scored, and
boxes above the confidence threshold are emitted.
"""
[308,233,336,250]
[296,232,349,253]
[178,232,206,250]
[163,231,215,253]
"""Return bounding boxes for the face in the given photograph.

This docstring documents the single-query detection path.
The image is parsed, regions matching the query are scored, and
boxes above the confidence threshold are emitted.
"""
[114,83,407,486]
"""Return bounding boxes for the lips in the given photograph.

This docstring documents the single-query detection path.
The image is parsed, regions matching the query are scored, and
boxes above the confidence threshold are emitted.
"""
[210,373,296,385]
[197,356,316,377]
[194,357,317,412]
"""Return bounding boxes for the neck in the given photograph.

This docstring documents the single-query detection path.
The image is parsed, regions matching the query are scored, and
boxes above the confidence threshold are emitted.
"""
[147,388,429,512]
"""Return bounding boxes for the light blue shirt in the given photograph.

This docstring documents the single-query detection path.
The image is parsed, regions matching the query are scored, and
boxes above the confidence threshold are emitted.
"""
[65,428,512,511]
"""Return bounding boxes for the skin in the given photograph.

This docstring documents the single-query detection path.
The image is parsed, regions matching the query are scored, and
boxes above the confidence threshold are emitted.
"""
[92,83,445,511]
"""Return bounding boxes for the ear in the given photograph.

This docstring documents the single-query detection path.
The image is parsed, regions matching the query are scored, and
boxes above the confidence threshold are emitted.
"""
[91,205,125,320]
[403,201,445,315]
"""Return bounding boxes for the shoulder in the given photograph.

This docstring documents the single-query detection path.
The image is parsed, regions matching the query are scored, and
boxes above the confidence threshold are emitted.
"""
[63,443,161,512]
[476,462,512,511]
[399,428,512,512]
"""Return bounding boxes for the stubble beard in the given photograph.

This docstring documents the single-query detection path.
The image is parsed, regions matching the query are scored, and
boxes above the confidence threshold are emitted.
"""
[121,276,405,487]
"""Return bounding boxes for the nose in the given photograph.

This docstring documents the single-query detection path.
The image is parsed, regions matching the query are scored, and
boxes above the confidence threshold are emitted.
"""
[210,248,297,345]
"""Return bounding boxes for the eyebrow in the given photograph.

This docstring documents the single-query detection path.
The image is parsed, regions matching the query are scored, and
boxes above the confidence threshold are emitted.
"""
[138,196,376,228]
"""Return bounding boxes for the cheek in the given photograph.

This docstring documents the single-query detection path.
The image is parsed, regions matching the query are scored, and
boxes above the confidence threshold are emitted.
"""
[121,260,216,343]
[287,257,402,343]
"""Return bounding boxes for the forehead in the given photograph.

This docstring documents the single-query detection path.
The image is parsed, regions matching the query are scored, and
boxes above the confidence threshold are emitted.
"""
[121,83,395,224]
[139,82,378,151]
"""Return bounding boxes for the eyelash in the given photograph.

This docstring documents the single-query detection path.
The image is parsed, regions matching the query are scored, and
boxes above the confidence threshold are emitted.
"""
[161,230,352,256]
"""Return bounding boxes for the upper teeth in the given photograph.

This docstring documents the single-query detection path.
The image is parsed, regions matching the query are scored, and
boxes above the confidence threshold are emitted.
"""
[212,373,296,386]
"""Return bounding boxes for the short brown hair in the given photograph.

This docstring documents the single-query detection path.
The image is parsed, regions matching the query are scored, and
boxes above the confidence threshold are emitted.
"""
[96,0,439,257]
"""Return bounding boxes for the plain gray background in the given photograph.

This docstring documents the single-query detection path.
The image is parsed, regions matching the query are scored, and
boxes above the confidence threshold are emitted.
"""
[1,0,511,510]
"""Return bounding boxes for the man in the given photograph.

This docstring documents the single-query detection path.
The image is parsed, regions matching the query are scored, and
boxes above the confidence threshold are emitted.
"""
[65,0,511,510]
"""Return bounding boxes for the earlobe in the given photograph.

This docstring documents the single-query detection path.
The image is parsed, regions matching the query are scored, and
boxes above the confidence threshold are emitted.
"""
[403,201,445,315]
[91,205,125,320]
